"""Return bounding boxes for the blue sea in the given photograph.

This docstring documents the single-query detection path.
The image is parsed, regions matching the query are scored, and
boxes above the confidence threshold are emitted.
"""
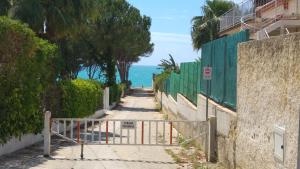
[78,65,162,88]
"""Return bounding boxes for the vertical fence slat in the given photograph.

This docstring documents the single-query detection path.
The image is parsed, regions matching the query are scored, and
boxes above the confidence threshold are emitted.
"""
[99,120,102,144]
[149,121,151,144]
[92,120,94,142]
[70,120,73,140]
[170,122,173,145]
[113,121,115,144]
[106,121,108,144]
[77,121,80,143]
[141,121,144,144]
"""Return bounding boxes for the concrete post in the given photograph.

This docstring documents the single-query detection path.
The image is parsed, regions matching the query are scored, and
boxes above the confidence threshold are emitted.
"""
[44,111,51,157]
[208,116,217,162]
[103,87,110,110]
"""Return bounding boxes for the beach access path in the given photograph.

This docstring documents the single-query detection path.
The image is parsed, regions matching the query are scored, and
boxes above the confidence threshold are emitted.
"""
[0,88,180,169]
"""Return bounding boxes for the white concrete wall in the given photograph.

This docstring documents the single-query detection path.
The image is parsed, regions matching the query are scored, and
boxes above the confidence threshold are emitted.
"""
[0,134,43,156]
[176,93,197,121]
[167,95,177,116]
[0,108,109,157]
[156,90,237,167]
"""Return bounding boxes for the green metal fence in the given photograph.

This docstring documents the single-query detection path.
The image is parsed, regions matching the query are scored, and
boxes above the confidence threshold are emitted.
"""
[160,30,249,109]
[200,30,249,109]
[162,62,201,105]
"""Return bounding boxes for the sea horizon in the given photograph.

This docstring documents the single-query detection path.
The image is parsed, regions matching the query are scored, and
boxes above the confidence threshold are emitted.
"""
[78,65,162,88]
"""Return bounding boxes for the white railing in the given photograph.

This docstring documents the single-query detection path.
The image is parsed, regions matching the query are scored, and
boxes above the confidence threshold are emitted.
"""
[50,118,208,146]
[220,0,255,32]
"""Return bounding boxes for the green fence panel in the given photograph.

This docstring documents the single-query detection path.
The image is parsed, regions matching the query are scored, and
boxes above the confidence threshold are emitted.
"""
[169,72,180,100]
[200,42,212,96]
[223,30,249,108]
[175,62,201,105]
[159,31,248,109]
[210,38,225,103]
[200,30,249,109]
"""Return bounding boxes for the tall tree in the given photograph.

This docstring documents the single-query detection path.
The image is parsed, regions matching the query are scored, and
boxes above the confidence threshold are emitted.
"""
[85,0,153,85]
[191,0,234,50]
[114,5,153,83]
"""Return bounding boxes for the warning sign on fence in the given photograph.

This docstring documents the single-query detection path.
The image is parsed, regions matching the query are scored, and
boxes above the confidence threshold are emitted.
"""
[121,121,136,129]
[203,67,212,80]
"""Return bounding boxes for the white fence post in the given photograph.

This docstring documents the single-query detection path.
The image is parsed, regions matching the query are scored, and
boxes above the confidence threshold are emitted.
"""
[103,87,110,110]
[44,111,51,157]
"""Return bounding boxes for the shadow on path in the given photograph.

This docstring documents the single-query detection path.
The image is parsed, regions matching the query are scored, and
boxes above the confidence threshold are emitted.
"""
[49,157,176,165]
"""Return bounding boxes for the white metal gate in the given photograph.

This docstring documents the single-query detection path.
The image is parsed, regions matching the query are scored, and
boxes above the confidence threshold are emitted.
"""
[50,118,207,146]
[43,111,213,160]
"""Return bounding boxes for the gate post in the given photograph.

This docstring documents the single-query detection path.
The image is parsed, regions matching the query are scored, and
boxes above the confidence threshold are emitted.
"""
[44,111,51,157]
[103,87,110,110]
[208,116,217,162]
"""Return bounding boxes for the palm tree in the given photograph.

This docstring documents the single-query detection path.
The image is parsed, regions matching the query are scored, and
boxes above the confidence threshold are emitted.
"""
[158,54,179,73]
[191,0,234,50]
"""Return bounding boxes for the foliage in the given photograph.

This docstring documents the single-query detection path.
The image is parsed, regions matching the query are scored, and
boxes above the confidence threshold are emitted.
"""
[154,72,171,92]
[158,54,180,73]
[8,0,100,80]
[11,0,98,41]
[6,0,153,84]
[83,0,153,84]
[0,17,57,144]
[58,79,103,118]
[109,83,124,104]
[191,0,234,50]
[0,0,11,16]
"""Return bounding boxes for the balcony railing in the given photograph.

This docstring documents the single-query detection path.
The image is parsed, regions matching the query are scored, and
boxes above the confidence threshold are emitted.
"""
[219,0,284,32]
[219,0,255,32]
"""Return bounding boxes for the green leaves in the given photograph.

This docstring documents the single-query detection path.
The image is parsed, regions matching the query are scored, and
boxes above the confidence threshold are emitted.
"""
[0,17,57,144]
[191,0,234,50]
[158,54,180,73]
[58,79,103,118]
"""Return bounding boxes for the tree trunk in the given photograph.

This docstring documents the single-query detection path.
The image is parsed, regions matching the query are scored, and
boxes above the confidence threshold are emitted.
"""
[105,47,116,86]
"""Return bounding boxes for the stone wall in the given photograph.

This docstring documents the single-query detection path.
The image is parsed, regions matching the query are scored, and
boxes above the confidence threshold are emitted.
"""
[236,33,300,169]
[155,90,237,167]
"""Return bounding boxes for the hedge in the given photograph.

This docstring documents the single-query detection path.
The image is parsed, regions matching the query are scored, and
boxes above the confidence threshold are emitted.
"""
[109,83,125,105]
[0,17,57,144]
[58,79,103,118]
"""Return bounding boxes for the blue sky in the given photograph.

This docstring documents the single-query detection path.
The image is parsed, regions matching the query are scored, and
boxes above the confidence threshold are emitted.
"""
[128,0,204,66]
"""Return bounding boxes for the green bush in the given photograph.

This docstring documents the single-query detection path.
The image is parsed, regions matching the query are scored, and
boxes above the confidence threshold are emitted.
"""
[109,83,124,104]
[154,72,170,92]
[0,17,57,144]
[58,79,103,118]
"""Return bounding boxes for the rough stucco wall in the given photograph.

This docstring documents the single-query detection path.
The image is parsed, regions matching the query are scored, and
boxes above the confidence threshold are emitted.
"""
[236,33,300,169]
[198,94,238,169]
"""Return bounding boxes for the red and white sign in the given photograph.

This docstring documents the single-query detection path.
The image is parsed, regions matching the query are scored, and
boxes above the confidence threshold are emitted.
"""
[203,67,212,80]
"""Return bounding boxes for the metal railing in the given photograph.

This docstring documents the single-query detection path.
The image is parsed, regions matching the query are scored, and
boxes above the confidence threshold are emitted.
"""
[220,0,255,32]
[221,0,299,33]
[50,118,208,146]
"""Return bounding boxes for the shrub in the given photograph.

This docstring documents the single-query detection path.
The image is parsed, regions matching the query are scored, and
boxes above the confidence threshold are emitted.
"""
[58,79,103,118]
[154,72,170,92]
[0,17,57,144]
[109,83,124,104]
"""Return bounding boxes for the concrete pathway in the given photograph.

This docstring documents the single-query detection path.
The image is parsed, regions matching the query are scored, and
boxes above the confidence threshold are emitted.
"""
[0,89,180,169]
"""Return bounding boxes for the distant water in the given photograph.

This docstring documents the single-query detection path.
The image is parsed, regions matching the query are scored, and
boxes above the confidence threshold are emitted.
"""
[78,65,162,88]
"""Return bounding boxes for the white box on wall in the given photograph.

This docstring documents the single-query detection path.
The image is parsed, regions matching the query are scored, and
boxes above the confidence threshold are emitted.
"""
[274,125,285,163]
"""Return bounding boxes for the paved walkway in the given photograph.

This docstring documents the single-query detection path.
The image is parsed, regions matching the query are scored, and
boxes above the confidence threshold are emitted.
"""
[0,89,180,169]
